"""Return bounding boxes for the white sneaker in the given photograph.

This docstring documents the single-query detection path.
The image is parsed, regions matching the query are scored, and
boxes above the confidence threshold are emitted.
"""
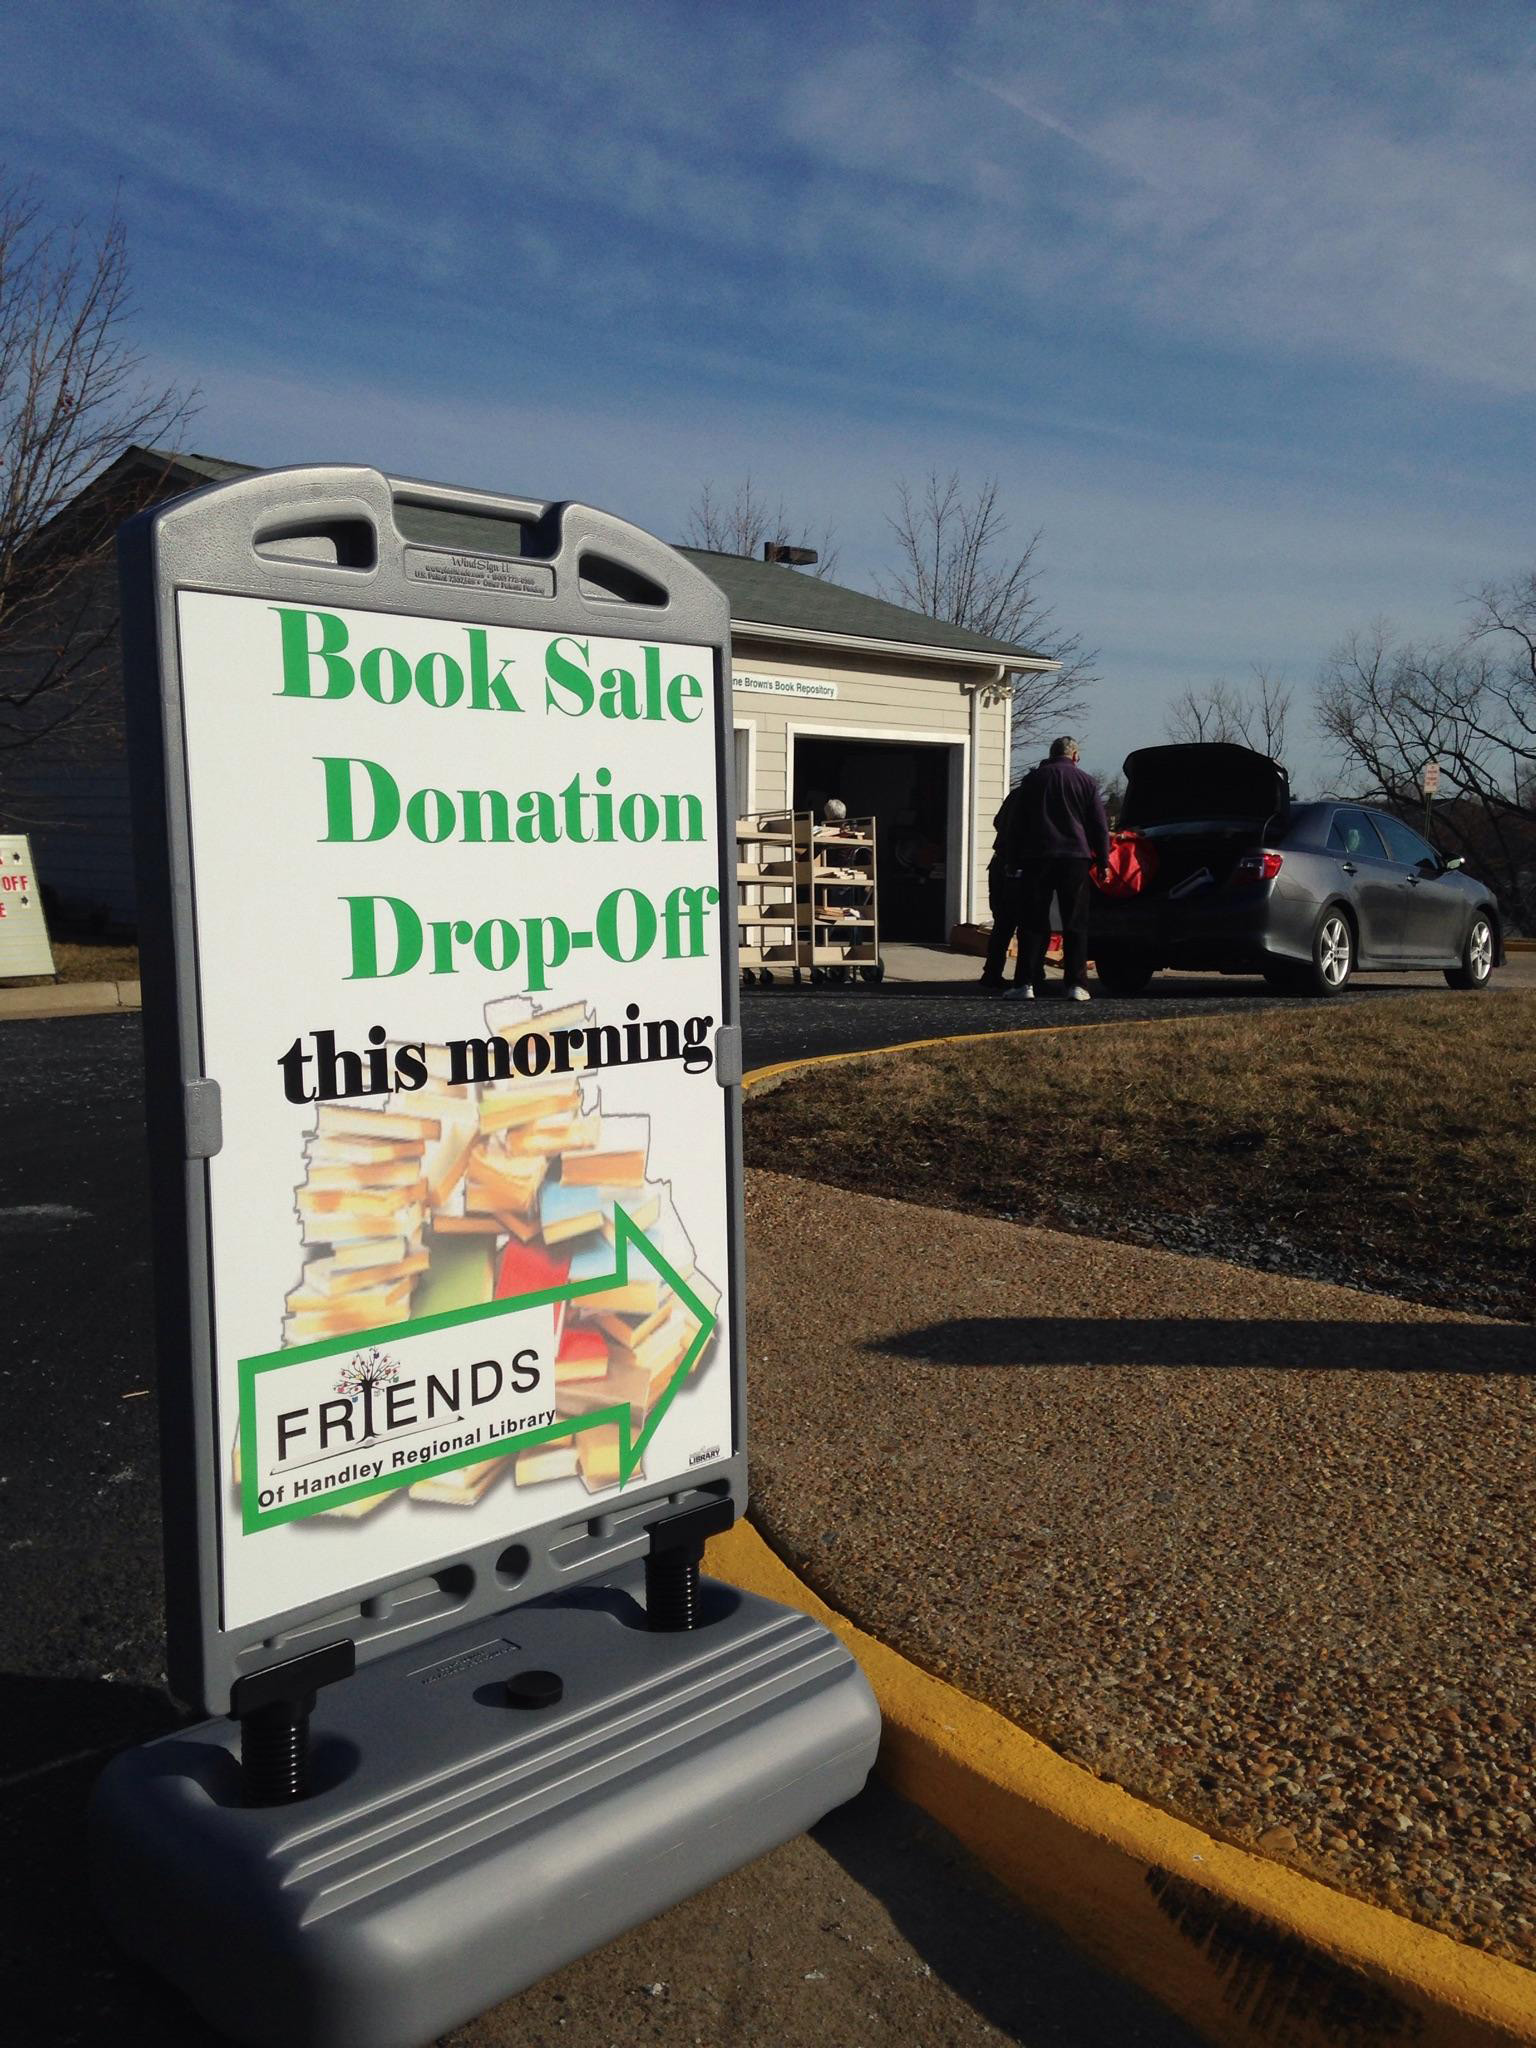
[1004,983,1035,1000]
[1065,983,1091,1002]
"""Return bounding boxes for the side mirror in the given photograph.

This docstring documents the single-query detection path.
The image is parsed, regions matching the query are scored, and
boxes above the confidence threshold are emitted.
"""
[1442,855,1465,872]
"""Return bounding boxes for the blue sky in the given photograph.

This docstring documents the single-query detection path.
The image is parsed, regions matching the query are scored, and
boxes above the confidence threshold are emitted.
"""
[4,0,1533,792]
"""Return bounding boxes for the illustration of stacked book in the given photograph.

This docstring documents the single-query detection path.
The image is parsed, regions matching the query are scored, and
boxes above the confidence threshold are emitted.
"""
[272,997,721,1523]
[284,1101,439,1344]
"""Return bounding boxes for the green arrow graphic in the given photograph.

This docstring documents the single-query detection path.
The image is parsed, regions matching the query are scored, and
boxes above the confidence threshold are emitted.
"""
[237,1205,718,1532]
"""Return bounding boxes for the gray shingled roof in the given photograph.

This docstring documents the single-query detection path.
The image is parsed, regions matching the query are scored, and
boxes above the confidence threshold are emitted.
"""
[671,545,1045,661]
[161,451,257,485]
[132,450,1047,665]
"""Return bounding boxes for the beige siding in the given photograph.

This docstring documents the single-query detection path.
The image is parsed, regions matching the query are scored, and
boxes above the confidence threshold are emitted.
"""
[731,640,1012,923]
[974,695,1012,897]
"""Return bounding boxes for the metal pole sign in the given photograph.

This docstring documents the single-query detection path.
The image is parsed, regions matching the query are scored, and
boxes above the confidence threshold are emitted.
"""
[0,835,56,977]
[93,468,878,2048]
[118,466,749,1710]
[1422,760,1441,839]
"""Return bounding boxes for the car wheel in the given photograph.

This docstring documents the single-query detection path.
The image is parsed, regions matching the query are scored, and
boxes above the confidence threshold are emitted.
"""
[1300,906,1354,996]
[1445,913,1495,990]
[1093,948,1154,997]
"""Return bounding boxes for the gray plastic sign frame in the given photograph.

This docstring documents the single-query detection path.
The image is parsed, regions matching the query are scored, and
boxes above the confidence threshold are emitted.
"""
[120,465,747,1715]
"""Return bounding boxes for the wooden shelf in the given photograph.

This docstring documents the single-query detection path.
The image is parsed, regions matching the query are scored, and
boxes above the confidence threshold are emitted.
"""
[738,811,882,983]
[797,816,880,976]
[737,811,812,983]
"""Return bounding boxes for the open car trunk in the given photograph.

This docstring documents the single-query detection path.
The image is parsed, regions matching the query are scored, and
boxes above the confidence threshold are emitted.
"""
[1116,744,1289,899]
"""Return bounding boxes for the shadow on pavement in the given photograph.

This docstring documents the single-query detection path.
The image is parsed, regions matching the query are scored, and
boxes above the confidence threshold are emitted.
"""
[1,1669,181,1773]
[0,1673,212,2045]
[868,1317,1532,1372]
[813,1779,1201,2046]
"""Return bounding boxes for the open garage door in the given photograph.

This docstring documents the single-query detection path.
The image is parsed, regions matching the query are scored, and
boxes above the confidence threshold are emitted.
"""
[793,735,961,942]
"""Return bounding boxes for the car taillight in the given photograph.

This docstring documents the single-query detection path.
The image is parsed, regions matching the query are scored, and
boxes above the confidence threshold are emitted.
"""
[1231,850,1283,884]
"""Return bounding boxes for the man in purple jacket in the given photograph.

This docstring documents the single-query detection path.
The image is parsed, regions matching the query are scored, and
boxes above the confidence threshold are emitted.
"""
[1002,736,1111,1001]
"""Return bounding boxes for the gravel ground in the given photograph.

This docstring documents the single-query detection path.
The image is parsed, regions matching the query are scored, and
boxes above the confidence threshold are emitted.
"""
[743,1169,1536,1969]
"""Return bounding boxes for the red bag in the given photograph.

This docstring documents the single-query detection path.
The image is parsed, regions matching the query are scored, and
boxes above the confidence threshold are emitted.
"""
[1093,830,1157,897]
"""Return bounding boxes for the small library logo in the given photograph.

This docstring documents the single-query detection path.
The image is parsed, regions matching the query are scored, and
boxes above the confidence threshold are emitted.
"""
[334,1347,401,1441]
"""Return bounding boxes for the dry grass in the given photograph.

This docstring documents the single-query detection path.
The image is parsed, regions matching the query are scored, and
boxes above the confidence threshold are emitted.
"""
[2,940,140,987]
[745,993,1536,1319]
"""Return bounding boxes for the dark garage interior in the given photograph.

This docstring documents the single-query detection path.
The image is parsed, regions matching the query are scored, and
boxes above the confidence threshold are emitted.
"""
[793,736,955,942]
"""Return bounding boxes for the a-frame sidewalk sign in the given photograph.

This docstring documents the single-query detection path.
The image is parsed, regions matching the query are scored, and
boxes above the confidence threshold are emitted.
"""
[89,466,879,2048]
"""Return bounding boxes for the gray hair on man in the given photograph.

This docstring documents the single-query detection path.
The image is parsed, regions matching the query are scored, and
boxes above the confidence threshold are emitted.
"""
[1048,736,1079,760]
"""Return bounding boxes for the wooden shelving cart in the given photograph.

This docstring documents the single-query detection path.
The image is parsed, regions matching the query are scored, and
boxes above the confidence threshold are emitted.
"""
[794,814,883,983]
[735,812,803,985]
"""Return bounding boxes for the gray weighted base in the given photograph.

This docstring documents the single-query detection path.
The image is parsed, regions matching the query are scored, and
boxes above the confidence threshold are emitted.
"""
[90,1573,879,2048]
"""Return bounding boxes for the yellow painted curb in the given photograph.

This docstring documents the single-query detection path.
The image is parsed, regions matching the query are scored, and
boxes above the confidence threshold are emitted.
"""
[741,1011,1212,1094]
[706,1522,1536,2046]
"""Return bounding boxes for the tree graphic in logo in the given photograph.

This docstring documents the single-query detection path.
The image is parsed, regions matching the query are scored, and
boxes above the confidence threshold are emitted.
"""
[336,1347,400,1444]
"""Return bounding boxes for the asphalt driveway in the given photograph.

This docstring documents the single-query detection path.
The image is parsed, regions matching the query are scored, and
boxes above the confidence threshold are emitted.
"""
[738,958,1535,1069]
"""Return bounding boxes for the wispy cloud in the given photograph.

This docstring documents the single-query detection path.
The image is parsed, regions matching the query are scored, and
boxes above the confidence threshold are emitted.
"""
[781,1,1536,394]
[12,1,1533,393]
[4,0,1532,794]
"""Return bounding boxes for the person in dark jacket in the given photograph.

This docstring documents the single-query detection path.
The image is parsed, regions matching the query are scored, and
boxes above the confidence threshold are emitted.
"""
[1003,736,1111,1001]
[979,781,1024,988]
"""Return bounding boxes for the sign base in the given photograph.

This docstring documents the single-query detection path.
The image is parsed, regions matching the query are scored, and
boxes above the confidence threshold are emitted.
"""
[90,1571,879,2048]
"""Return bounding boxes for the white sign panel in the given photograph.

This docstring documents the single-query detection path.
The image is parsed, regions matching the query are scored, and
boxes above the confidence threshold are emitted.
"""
[176,593,731,1629]
[0,835,55,977]
[1422,761,1441,796]
[732,670,839,702]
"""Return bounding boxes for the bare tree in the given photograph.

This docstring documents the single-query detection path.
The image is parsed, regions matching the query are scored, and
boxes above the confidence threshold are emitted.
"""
[1316,600,1536,920]
[1165,666,1292,758]
[0,176,194,767]
[1090,769,1126,825]
[1465,569,1536,782]
[880,472,1098,765]
[685,477,839,579]
[1165,678,1245,747]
